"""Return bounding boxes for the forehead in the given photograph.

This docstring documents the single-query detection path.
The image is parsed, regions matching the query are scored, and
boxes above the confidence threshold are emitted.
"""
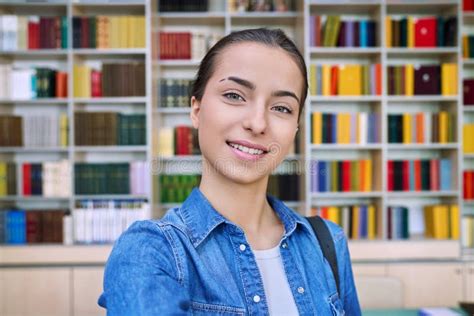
[211,42,303,93]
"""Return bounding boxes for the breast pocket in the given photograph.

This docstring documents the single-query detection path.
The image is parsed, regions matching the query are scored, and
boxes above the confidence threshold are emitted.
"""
[328,293,345,316]
[190,301,246,316]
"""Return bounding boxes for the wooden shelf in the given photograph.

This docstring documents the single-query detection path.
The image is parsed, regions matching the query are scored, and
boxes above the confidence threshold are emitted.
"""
[0,245,112,266]
[349,239,460,261]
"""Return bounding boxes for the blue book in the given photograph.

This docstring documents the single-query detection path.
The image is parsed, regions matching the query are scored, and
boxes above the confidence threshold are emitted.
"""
[440,159,452,191]
[0,211,5,244]
[359,20,368,48]
[311,160,318,192]
[359,205,368,239]
[331,114,337,144]
[345,20,354,47]
[318,161,327,192]
[18,210,26,244]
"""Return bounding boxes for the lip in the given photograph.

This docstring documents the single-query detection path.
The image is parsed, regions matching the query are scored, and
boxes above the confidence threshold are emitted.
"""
[226,140,269,152]
[226,141,268,161]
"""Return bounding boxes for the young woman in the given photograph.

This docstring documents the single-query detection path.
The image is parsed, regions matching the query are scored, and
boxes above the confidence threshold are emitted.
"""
[98,28,361,315]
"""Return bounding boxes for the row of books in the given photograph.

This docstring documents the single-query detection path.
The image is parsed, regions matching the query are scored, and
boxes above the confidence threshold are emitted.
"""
[75,162,149,195]
[465,124,474,153]
[0,66,68,100]
[310,112,380,145]
[228,0,293,12]
[0,114,68,147]
[462,35,474,59]
[0,15,67,51]
[388,112,456,144]
[0,163,17,196]
[22,161,71,197]
[158,0,209,12]
[73,63,145,98]
[311,204,377,240]
[310,159,373,193]
[267,174,300,201]
[387,159,452,192]
[424,204,459,240]
[158,126,200,156]
[0,209,67,244]
[464,79,474,105]
[464,170,474,200]
[75,112,146,146]
[158,174,200,203]
[309,64,382,96]
[155,32,221,60]
[158,78,192,108]
[309,16,377,48]
[387,64,458,96]
[385,16,457,48]
[462,217,474,248]
[73,199,149,244]
[72,16,145,49]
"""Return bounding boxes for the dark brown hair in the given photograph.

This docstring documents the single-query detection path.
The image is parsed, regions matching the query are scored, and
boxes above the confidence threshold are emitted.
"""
[191,28,308,121]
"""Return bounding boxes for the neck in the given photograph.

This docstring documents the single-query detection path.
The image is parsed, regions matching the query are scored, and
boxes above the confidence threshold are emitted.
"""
[199,158,282,244]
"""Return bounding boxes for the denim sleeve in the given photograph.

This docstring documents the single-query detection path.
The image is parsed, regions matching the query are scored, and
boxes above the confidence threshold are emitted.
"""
[98,220,190,316]
[325,221,362,316]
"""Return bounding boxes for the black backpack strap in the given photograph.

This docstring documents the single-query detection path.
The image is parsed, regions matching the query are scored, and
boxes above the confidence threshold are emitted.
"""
[306,216,340,295]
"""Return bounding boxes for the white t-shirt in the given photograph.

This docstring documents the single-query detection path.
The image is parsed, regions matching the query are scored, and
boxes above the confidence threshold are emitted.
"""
[253,245,299,316]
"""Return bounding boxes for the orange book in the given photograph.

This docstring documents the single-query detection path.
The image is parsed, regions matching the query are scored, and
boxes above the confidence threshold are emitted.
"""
[331,66,338,96]
[416,112,424,143]
[55,71,67,98]
[375,63,382,95]
[414,159,422,191]
[320,207,329,219]
[360,159,366,193]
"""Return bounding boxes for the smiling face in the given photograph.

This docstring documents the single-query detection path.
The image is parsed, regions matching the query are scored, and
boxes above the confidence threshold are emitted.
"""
[190,42,303,185]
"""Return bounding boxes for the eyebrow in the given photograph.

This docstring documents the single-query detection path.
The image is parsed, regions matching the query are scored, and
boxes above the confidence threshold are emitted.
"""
[220,76,300,104]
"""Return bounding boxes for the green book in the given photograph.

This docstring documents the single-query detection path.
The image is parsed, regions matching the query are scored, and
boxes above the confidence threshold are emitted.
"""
[400,18,407,47]
[61,16,68,49]
[350,161,358,191]
[89,17,96,48]
[331,161,338,192]
[437,16,445,47]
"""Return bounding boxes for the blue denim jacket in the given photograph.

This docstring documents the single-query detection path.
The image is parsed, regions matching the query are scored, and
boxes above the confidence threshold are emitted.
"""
[98,187,361,315]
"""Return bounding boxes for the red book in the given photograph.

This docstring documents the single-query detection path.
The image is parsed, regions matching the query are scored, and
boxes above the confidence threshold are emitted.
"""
[186,33,191,59]
[26,211,41,243]
[464,171,470,199]
[22,163,32,196]
[387,207,392,239]
[463,79,474,105]
[430,159,440,191]
[471,171,474,199]
[414,160,422,191]
[330,66,338,96]
[34,20,40,49]
[342,160,351,192]
[55,72,68,98]
[375,63,382,95]
[402,161,409,191]
[320,207,328,219]
[28,19,35,49]
[81,17,89,48]
[464,0,474,11]
[315,16,321,47]
[387,160,394,191]
[39,17,46,49]
[414,17,437,47]
[91,70,102,97]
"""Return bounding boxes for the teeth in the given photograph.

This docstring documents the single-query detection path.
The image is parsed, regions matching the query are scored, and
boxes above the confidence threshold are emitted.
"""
[229,142,264,155]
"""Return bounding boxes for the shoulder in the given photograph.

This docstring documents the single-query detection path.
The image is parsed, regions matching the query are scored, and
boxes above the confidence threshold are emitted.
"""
[321,218,347,243]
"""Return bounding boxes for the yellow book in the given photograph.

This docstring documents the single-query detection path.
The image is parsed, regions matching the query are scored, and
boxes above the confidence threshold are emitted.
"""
[338,65,361,96]
[352,206,360,240]
[337,113,343,143]
[463,124,474,153]
[432,205,444,239]
[450,205,460,240]
[449,63,458,95]
[158,127,174,157]
[110,16,120,48]
[408,17,415,48]
[119,16,128,48]
[439,205,450,239]
[309,64,317,95]
[364,159,372,192]
[343,113,351,144]
[103,16,110,48]
[441,63,454,95]
[126,16,134,48]
[356,113,360,144]
[403,113,412,144]
[312,112,322,144]
[73,65,91,98]
[328,206,340,225]
[463,35,469,59]
[367,205,376,240]
[331,161,338,192]
[439,111,448,143]
[385,16,392,48]
[136,16,146,48]
[0,162,6,196]
[322,65,331,96]
[405,64,414,96]
[59,113,68,147]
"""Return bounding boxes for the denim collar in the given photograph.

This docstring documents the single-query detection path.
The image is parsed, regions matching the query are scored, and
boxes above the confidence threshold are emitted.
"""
[177,187,312,248]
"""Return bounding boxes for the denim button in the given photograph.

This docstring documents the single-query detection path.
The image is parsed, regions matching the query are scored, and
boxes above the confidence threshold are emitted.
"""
[239,244,246,251]
[253,295,261,303]
[297,287,305,294]
[281,242,288,249]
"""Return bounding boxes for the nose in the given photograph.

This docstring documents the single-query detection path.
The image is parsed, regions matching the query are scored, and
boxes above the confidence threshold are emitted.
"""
[242,102,268,135]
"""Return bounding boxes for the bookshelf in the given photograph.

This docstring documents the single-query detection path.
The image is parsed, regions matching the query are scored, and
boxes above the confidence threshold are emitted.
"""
[1,0,474,312]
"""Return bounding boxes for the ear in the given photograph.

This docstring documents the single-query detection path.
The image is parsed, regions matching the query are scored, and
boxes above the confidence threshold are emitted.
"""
[190,96,201,129]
